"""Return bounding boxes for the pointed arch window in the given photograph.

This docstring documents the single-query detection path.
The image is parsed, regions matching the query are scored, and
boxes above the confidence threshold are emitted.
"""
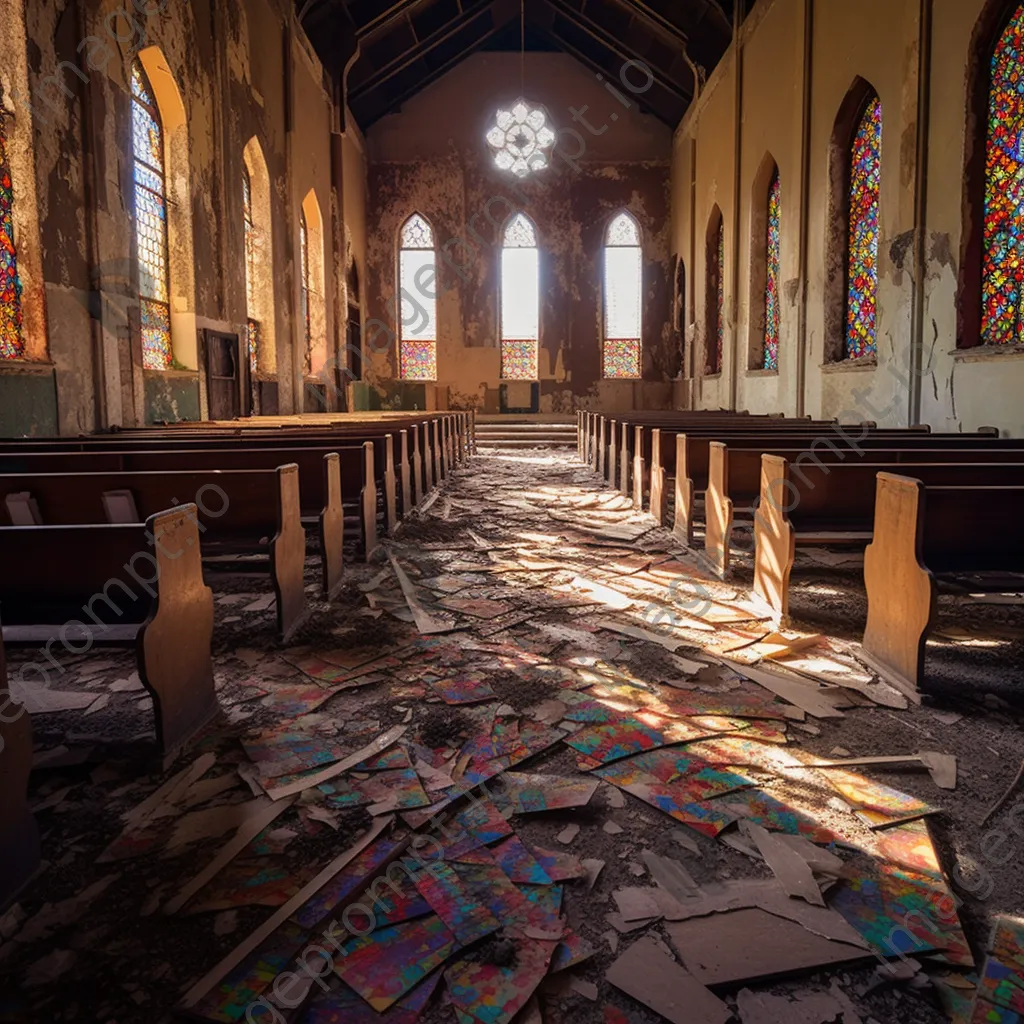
[845,95,882,359]
[299,208,311,372]
[603,212,642,379]
[0,115,24,360]
[706,210,725,374]
[131,59,173,371]
[763,169,782,370]
[242,166,259,378]
[500,213,540,380]
[399,213,438,381]
[982,4,1024,345]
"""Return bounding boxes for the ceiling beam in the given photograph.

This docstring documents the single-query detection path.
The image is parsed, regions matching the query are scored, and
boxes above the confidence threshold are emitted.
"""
[352,0,428,38]
[528,18,687,123]
[543,0,691,100]
[350,0,518,100]
[354,17,513,122]
[608,0,689,45]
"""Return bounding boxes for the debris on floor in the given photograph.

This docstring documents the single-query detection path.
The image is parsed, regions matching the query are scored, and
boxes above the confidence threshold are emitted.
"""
[2,442,1016,1024]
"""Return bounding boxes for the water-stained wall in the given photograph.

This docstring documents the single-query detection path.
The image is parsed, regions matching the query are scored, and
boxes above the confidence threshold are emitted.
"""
[0,0,367,434]
[364,52,675,413]
[672,0,1024,436]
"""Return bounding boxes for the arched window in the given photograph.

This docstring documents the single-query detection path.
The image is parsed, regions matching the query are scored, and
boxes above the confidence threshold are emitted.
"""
[706,208,724,374]
[242,137,275,378]
[399,213,438,381]
[763,168,782,370]
[131,59,173,371]
[500,213,540,380]
[603,212,643,379]
[299,208,310,371]
[845,94,882,360]
[0,116,24,360]
[982,4,1024,345]
[242,167,257,377]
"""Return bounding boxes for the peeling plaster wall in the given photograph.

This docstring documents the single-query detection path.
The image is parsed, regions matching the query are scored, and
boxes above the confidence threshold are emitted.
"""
[2,0,347,433]
[672,0,1024,435]
[364,53,674,413]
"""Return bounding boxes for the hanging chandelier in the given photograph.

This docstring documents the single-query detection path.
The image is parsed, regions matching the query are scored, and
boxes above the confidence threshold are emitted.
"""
[485,0,554,178]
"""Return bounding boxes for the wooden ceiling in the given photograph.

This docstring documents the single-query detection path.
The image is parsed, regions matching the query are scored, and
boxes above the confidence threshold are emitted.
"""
[297,0,738,130]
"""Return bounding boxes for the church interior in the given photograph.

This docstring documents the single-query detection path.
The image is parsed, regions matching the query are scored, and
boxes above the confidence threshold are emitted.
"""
[2,0,1024,1021]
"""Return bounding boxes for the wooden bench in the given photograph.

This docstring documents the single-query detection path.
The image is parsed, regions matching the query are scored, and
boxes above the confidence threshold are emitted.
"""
[0,630,40,909]
[673,430,1015,551]
[2,430,404,523]
[701,439,1024,576]
[0,442,386,564]
[861,473,1024,699]
[0,466,309,639]
[0,504,218,756]
[747,454,1024,620]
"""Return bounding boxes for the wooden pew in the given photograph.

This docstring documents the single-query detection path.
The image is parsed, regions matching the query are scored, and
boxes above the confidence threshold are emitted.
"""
[0,467,309,639]
[0,443,384,564]
[673,430,1015,551]
[701,439,1024,576]
[0,629,40,909]
[0,504,218,756]
[861,473,1024,699]
[748,454,1024,620]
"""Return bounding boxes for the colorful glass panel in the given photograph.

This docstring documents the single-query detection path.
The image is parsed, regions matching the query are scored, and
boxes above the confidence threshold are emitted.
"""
[300,211,311,372]
[603,338,641,379]
[845,96,882,360]
[131,61,172,370]
[501,339,538,380]
[0,116,25,360]
[248,318,260,379]
[764,168,781,371]
[604,212,642,379]
[141,298,172,370]
[708,216,724,373]
[983,5,1024,346]
[400,340,437,381]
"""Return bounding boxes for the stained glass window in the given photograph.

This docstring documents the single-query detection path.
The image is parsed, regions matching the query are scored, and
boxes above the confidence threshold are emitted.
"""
[243,168,260,376]
[501,214,539,380]
[131,61,172,370]
[300,209,311,374]
[983,5,1024,346]
[603,212,642,379]
[707,214,724,373]
[399,213,438,381]
[0,115,25,360]
[763,169,782,371]
[845,95,882,360]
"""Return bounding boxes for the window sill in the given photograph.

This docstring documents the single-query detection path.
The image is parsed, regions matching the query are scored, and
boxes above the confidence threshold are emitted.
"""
[599,377,641,383]
[0,359,55,376]
[951,344,1024,363]
[143,367,199,378]
[703,371,723,380]
[820,355,877,373]
[745,368,779,378]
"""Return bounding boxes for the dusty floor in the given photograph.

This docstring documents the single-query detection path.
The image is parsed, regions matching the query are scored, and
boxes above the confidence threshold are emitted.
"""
[1,443,1022,1023]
